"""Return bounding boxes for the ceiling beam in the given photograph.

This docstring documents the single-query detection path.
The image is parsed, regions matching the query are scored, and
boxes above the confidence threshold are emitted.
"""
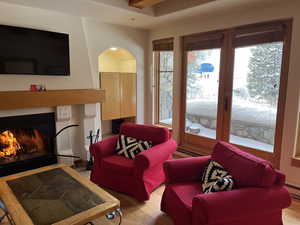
[129,0,165,9]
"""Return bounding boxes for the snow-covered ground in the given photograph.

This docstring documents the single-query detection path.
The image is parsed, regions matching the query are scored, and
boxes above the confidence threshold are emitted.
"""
[186,120,273,152]
[161,119,273,153]
[187,99,276,127]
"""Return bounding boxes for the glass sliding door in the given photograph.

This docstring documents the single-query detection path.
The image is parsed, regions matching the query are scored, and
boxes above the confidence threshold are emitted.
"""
[230,42,283,152]
[185,49,221,139]
[180,20,292,165]
[181,31,224,151]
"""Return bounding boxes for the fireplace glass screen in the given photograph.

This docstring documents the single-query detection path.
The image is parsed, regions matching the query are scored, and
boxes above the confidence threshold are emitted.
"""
[0,113,57,176]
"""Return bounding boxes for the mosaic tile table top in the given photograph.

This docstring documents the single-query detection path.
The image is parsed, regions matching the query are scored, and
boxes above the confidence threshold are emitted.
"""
[0,164,120,225]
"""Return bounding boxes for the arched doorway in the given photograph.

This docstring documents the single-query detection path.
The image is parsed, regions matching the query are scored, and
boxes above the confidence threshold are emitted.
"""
[98,48,137,136]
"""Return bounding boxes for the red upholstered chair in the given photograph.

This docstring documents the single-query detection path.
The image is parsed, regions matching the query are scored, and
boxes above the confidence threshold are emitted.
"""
[161,141,291,225]
[90,123,177,201]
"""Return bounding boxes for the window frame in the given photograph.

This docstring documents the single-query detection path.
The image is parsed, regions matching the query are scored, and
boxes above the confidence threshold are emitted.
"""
[179,19,293,168]
[292,114,300,168]
[153,38,174,128]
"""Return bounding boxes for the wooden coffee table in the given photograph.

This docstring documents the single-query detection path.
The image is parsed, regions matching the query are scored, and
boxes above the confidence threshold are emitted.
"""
[0,164,120,225]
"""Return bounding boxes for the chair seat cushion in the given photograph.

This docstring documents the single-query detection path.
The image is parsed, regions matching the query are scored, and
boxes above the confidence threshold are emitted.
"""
[163,182,203,225]
[102,155,135,175]
[168,182,203,210]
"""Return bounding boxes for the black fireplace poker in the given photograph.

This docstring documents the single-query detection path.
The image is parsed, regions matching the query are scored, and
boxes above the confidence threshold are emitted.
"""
[55,124,80,138]
[54,124,80,159]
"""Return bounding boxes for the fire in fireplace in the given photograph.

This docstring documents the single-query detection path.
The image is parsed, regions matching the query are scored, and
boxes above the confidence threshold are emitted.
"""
[0,113,57,177]
[0,130,21,158]
[0,128,48,163]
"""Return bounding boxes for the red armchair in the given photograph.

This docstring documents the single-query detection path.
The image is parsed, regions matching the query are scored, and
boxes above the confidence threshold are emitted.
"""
[90,123,177,201]
[161,141,291,225]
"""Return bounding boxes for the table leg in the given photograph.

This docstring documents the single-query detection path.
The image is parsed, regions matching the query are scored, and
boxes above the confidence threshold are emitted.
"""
[85,209,122,225]
[0,200,15,225]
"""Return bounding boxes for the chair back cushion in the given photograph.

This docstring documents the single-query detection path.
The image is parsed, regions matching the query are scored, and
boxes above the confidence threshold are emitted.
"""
[120,123,170,145]
[211,142,277,188]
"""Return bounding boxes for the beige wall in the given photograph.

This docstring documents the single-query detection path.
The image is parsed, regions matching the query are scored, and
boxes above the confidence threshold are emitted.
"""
[0,2,93,91]
[98,48,137,134]
[0,2,148,158]
[82,19,148,124]
[148,0,300,188]
[99,49,137,73]
[0,2,94,159]
[120,60,137,73]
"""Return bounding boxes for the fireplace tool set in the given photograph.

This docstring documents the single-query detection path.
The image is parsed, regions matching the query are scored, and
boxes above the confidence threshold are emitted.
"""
[54,125,101,170]
[86,129,100,170]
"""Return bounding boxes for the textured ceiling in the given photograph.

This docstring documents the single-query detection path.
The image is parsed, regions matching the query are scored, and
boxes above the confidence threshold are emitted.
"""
[154,0,218,16]
[0,0,283,29]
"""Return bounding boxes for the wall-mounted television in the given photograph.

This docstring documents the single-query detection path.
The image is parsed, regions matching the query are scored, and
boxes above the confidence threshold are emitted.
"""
[0,25,70,76]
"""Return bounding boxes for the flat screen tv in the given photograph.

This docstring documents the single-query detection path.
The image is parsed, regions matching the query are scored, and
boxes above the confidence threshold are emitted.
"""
[0,25,70,76]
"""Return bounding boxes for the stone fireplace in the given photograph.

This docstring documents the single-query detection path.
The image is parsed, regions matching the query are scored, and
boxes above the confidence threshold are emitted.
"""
[0,113,57,176]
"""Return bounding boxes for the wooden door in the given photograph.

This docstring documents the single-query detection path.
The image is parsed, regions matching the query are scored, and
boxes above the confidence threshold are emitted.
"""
[120,73,137,118]
[100,72,121,120]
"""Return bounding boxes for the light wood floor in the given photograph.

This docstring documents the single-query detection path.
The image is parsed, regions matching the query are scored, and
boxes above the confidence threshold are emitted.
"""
[1,170,300,225]
[80,171,300,225]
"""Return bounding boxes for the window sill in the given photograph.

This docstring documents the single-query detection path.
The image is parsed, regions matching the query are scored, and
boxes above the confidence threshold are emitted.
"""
[291,157,300,168]
[178,144,210,156]
[154,123,173,132]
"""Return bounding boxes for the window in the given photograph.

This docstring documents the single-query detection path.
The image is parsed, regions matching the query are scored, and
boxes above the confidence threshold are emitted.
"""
[153,38,174,127]
[181,20,292,166]
[230,42,283,152]
[185,49,221,139]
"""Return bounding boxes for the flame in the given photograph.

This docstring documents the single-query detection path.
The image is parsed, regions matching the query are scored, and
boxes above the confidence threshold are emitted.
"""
[0,130,21,158]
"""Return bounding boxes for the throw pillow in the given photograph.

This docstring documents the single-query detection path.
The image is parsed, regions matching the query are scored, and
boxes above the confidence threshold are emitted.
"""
[202,160,234,193]
[116,134,152,159]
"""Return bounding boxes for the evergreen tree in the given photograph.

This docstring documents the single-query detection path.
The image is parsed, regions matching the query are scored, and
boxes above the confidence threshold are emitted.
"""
[247,42,283,106]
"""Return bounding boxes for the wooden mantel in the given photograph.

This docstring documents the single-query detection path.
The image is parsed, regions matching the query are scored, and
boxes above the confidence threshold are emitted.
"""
[0,89,105,110]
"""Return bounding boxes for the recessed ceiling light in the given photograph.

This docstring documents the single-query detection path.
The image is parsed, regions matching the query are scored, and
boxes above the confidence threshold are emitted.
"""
[110,47,118,51]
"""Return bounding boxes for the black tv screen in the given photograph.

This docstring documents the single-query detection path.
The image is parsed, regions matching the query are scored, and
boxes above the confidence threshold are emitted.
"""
[0,25,70,76]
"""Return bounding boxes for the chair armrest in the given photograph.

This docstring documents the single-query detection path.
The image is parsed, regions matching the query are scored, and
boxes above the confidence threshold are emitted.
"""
[135,139,177,170]
[90,136,118,159]
[275,169,286,185]
[164,156,211,184]
[192,186,291,225]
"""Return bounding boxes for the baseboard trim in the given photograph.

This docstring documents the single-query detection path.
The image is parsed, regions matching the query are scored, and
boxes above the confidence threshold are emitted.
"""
[290,193,300,200]
[176,148,203,157]
[286,183,300,191]
[284,184,300,200]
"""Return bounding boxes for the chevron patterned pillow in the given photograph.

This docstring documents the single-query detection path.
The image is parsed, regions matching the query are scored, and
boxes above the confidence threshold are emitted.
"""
[116,134,153,159]
[202,160,234,194]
